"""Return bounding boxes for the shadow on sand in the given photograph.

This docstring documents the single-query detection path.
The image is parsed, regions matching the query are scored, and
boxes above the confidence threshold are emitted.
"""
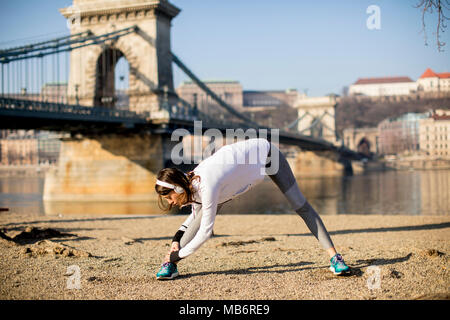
[172,253,413,280]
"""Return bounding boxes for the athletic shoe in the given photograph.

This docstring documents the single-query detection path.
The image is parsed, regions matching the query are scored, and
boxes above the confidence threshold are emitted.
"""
[329,253,350,275]
[156,262,179,280]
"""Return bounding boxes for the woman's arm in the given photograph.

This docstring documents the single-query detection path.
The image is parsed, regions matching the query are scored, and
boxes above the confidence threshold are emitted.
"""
[170,203,199,243]
[165,203,200,263]
[171,188,219,262]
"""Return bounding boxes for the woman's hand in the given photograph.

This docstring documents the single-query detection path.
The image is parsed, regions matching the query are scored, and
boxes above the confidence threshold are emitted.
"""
[164,242,180,263]
[164,252,170,263]
[170,241,180,252]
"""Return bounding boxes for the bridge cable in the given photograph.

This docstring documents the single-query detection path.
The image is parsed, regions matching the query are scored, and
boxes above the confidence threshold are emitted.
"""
[0,26,137,63]
[0,28,363,160]
[171,52,262,129]
[284,111,310,130]
[170,52,351,151]
[0,31,91,54]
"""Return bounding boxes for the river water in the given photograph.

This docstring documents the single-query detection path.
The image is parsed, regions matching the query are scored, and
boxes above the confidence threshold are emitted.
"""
[0,169,449,216]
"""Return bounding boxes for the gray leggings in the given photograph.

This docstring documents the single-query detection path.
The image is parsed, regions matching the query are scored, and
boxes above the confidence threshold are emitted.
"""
[180,143,334,250]
[264,143,334,250]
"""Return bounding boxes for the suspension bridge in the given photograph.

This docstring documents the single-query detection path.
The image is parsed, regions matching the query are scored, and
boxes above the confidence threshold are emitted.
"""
[0,0,366,201]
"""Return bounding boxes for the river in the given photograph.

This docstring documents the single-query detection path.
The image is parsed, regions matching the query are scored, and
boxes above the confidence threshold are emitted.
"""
[0,169,449,216]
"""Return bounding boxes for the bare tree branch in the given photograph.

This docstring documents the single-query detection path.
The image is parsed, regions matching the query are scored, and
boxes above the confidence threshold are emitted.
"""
[415,0,450,51]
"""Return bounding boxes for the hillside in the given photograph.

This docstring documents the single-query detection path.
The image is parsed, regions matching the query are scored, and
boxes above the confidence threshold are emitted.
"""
[335,95,450,135]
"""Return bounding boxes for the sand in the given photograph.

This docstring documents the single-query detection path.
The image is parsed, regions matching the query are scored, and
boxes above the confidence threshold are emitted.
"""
[0,212,449,300]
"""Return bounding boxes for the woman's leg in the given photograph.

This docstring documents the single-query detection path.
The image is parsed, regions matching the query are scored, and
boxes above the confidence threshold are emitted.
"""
[265,143,336,255]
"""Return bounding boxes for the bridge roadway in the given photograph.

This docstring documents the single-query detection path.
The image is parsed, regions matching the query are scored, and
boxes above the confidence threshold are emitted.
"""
[0,96,366,161]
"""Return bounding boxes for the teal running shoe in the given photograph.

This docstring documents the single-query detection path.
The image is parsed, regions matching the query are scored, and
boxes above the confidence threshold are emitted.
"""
[156,262,179,280]
[329,254,350,275]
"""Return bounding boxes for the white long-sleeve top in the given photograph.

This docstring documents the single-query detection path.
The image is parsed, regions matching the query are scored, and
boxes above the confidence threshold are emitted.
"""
[177,138,271,259]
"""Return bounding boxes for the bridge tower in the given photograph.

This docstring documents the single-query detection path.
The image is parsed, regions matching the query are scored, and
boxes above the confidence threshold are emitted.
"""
[60,0,180,113]
[294,95,338,143]
[43,0,181,207]
[289,95,345,177]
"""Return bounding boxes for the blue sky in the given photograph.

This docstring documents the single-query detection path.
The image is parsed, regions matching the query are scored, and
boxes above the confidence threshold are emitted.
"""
[1,0,449,96]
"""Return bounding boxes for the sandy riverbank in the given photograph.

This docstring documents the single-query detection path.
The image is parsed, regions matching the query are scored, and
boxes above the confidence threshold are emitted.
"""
[0,212,449,300]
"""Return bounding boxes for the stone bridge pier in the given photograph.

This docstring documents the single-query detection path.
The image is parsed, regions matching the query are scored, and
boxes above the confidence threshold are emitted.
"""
[43,133,180,202]
[287,149,348,178]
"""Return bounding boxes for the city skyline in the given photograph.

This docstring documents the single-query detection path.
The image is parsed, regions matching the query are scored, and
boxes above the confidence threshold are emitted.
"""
[0,0,449,96]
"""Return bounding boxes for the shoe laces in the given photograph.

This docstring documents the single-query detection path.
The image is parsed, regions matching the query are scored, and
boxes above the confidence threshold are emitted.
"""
[332,254,344,264]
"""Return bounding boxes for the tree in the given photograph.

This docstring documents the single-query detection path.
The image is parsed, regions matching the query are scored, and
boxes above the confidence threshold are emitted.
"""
[415,0,450,51]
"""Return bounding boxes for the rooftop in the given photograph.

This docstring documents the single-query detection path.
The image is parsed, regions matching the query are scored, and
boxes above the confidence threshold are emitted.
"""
[180,80,240,85]
[419,68,450,79]
[353,76,414,85]
[431,114,450,120]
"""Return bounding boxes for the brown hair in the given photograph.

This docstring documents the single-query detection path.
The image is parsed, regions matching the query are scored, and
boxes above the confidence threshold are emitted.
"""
[155,167,200,212]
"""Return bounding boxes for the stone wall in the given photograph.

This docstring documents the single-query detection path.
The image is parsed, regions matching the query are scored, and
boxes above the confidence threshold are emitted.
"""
[43,133,165,201]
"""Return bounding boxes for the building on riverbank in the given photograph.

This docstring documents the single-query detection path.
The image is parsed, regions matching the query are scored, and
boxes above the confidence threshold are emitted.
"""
[419,109,450,158]
[348,68,450,98]
[176,80,244,110]
[348,76,417,97]
[377,112,430,155]
[417,68,450,93]
[0,130,67,166]
[0,130,38,166]
[375,109,450,169]
[175,80,298,128]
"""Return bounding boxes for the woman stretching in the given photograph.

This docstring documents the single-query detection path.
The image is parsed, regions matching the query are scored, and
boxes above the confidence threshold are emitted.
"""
[155,138,350,279]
